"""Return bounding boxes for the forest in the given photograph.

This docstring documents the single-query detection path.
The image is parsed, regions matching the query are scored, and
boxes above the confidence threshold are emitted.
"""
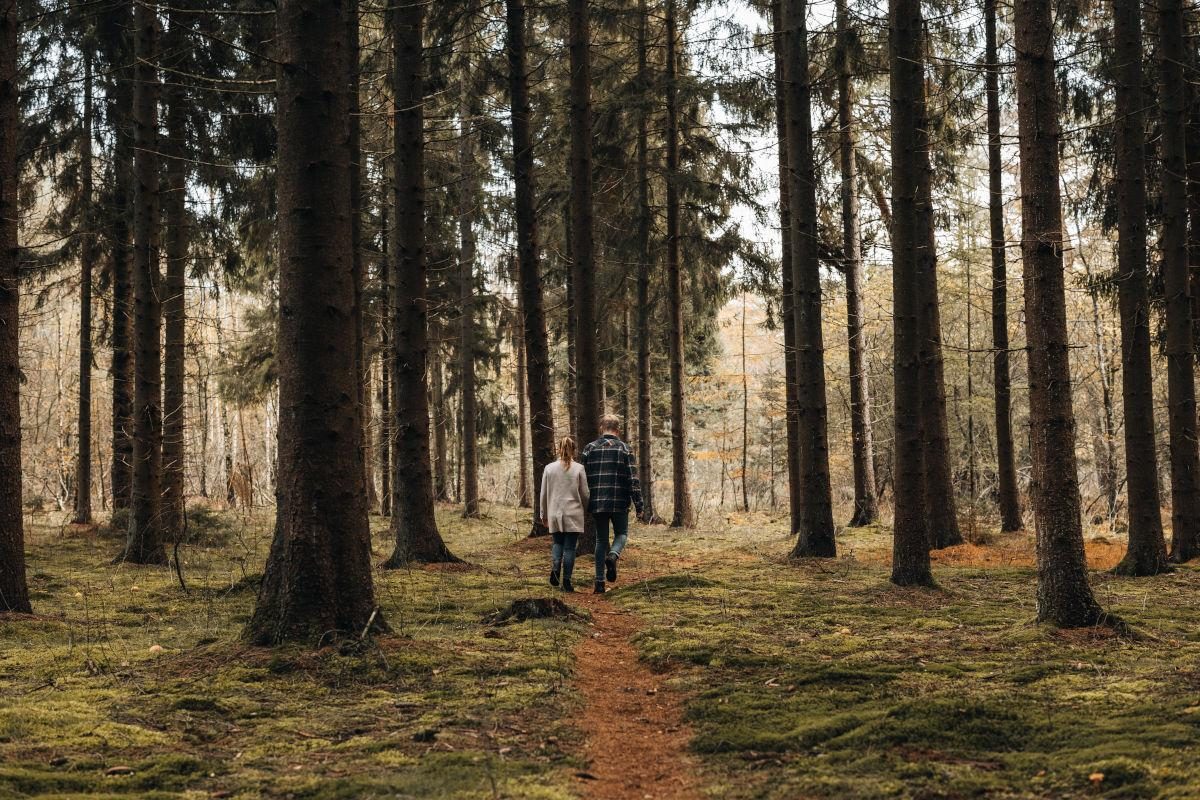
[4,0,1200,796]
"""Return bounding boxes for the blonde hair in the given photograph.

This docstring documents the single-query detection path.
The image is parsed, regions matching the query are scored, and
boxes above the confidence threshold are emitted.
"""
[600,414,622,434]
[557,436,577,468]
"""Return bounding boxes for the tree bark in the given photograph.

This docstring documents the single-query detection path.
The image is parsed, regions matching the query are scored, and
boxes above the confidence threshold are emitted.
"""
[458,15,481,518]
[514,303,531,508]
[634,0,659,525]
[506,0,556,533]
[770,0,801,537]
[378,184,392,517]
[119,0,166,565]
[73,52,96,526]
[1110,0,1168,575]
[1160,0,1200,565]
[1013,0,1104,626]
[244,0,383,644]
[386,2,458,565]
[782,0,836,557]
[984,0,1022,533]
[102,4,134,513]
[836,0,878,528]
[664,0,694,528]
[0,0,30,613]
[161,6,189,547]
[430,338,450,502]
[888,0,933,584]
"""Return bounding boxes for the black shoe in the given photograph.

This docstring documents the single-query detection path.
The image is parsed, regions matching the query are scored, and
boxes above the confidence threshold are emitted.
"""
[563,579,575,593]
[594,581,606,594]
[605,554,618,583]
[549,569,560,587]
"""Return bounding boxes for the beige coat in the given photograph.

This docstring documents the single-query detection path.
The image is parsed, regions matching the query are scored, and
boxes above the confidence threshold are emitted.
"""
[540,460,590,534]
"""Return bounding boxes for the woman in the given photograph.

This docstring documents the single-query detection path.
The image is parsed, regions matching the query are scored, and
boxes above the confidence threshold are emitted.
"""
[540,436,589,592]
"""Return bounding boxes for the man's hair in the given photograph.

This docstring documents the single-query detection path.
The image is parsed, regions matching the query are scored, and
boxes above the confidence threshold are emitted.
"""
[599,414,622,434]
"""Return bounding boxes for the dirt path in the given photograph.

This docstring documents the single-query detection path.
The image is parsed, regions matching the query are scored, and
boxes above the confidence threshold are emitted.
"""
[566,554,702,800]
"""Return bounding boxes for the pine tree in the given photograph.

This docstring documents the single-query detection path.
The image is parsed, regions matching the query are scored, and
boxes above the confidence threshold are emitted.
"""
[0,0,30,614]
[245,0,383,644]
[1111,0,1168,576]
[1013,0,1104,626]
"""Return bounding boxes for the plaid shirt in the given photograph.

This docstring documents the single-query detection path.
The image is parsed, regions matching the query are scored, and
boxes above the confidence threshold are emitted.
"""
[581,434,644,516]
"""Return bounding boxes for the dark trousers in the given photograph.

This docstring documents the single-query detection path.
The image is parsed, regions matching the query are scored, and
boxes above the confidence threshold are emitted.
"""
[593,511,629,581]
[552,532,579,581]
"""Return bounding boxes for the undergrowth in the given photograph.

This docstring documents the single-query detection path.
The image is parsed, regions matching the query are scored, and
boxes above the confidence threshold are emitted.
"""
[610,520,1200,799]
[1,505,581,799]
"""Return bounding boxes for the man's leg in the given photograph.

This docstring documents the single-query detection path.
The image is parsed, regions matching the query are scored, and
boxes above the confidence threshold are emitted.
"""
[594,513,612,584]
[605,511,629,582]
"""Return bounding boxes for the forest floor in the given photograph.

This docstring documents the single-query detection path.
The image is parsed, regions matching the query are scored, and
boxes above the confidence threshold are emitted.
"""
[3,503,1200,799]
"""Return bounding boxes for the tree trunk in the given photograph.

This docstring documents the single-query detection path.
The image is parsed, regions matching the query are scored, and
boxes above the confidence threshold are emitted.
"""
[0,0,30,613]
[771,0,801,536]
[378,186,392,517]
[1160,0,1200,565]
[119,0,166,565]
[245,0,383,645]
[888,0,933,585]
[634,0,658,525]
[1111,0,1168,576]
[1012,0,1104,626]
[506,0,556,534]
[664,0,694,529]
[741,294,750,512]
[386,2,458,565]
[1185,11,1200,561]
[458,24,481,518]
[102,4,134,513]
[783,0,836,557]
[985,0,1022,532]
[161,6,188,547]
[836,0,878,528]
[430,338,450,502]
[913,17,961,550]
[73,52,96,526]
[515,306,531,508]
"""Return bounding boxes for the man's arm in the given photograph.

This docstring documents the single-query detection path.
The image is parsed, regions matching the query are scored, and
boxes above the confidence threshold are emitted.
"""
[626,446,644,517]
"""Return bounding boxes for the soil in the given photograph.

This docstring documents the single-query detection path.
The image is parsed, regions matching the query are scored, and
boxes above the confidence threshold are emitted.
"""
[566,551,701,800]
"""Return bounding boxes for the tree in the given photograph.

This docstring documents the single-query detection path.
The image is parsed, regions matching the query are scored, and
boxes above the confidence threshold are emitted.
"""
[835,0,878,528]
[119,0,167,565]
[665,0,694,528]
[770,0,802,537]
[783,0,836,557]
[161,6,190,546]
[72,50,96,527]
[888,0,933,585]
[100,3,134,513]
[1110,0,1168,576]
[635,0,660,524]
[1160,0,1200,565]
[569,0,601,443]
[984,0,1021,532]
[386,1,459,565]
[458,1,481,519]
[506,0,555,533]
[1013,0,1104,626]
[245,0,383,644]
[0,0,30,614]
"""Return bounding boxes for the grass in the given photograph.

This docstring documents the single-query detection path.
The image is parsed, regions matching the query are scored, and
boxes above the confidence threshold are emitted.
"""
[1,504,582,799]
[5,503,1200,798]
[609,517,1200,799]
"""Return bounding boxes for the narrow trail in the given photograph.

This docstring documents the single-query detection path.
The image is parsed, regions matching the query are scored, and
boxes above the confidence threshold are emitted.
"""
[565,551,702,800]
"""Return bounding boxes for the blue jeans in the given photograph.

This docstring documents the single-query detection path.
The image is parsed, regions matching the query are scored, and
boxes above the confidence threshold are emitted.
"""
[593,511,629,581]
[552,533,579,581]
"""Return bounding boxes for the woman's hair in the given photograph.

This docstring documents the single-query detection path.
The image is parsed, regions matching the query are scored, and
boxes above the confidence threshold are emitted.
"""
[557,436,577,467]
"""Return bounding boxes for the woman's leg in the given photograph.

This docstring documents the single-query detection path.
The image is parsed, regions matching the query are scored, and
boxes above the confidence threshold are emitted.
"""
[551,533,564,585]
[562,533,579,583]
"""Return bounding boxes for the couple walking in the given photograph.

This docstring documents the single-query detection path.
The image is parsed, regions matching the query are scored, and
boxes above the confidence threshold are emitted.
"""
[539,414,644,594]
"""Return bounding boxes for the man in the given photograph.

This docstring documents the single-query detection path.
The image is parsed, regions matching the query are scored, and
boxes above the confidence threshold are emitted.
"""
[580,414,644,594]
